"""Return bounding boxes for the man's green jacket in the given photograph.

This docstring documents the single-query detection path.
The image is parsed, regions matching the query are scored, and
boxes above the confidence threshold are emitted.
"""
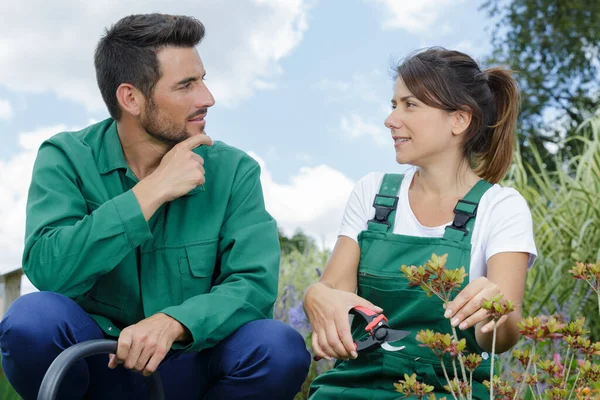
[23,118,280,352]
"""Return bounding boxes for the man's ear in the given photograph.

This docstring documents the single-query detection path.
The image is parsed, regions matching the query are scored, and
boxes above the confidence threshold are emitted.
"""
[116,83,144,117]
[451,110,472,136]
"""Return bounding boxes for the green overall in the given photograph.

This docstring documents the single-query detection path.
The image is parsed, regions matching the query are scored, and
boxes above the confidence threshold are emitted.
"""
[310,174,493,399]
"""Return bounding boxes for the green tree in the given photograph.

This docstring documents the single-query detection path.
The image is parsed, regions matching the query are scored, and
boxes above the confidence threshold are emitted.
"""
[482,0,600,168]
[278,228,319,256]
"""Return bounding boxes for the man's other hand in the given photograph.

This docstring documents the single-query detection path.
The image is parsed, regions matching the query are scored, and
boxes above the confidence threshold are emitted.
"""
[107,313,190,376]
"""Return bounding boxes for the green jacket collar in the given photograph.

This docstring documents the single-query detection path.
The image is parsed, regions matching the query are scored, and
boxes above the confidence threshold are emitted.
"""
[97,119,204,195]
[98,119,128,175]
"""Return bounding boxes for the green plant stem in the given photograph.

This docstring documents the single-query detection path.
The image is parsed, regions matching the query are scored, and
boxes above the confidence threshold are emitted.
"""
[597,289,600,320]
[489,321,497,400]
[469,370,473,400]
[452,359,466,400]
[564,351,576,388]
[422,282,447,303]
[450,325,469,389]
[513,344,535,400]
[440,358,459,400]
[528,385,538,400]
[567,369,581,400]
[562,347,571,386]
[531,358,543,399]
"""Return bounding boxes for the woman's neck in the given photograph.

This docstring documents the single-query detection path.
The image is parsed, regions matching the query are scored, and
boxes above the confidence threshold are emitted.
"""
[411,160,481,199]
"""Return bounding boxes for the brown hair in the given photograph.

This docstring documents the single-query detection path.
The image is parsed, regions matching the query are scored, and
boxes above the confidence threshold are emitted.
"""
[396,47,519,184]
[95,14,205,120]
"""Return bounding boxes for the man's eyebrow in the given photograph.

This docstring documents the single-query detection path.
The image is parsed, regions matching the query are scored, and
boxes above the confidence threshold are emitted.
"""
[172,73,206,89]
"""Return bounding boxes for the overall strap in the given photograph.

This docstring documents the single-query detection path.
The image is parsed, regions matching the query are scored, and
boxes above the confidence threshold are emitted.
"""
[443,179,493,242]
[367,174,404,233]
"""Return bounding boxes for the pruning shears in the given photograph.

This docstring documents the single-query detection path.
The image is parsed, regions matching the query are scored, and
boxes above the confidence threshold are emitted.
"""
[313,306,411,361]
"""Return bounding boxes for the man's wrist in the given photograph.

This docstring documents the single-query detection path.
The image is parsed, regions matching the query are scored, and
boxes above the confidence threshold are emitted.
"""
[160,313,192,343]
[132,177,166,221]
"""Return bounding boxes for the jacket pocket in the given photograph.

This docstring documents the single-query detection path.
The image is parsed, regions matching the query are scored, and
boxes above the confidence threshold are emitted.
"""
[179,240,218,299]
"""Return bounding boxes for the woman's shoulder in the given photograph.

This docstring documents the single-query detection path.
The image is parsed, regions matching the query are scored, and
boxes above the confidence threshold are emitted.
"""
[480,183,531,216]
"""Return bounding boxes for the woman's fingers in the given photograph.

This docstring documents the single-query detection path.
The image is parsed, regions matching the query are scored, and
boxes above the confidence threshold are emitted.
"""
[456,307,489,330]
[334,312,357,359]
[311,331,328,360]
[325,320,350,359]
[448,281,501,329]
[445,277,487,319]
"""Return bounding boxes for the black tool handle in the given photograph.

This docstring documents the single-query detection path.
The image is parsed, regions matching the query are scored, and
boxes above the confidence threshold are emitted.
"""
[38,339,164,400]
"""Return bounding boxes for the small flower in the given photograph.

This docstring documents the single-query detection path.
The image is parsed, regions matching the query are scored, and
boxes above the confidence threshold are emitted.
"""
[464,353,483,371]
[517,316,544,341]
[444,378,469,398]
[510,371,524,384]
[545,386,569,400]
[569,262,589,280]
[482,293,516,320]
[580,360,600,385]
[512,348,539,366]
[426,253,448,274]
[581,341,600,357]
[524,373,539,385]
[434,268,467,295]
[394,373,435,399]
[416,330,459,359]
[562,317,588,337]
[537,359,562,377]
[547,376,565,388]
[575,387,592,400]
[541,315,565,340]
[482,375,501,389]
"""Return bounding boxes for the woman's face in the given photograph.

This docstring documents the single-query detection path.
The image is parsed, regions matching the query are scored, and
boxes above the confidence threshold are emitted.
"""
[384,77,461,167]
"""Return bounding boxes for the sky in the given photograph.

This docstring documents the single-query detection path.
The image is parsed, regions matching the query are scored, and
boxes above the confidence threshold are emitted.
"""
[0,0,494,293]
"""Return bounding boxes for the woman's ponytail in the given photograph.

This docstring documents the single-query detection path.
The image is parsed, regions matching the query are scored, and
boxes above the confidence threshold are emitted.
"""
[474,67,520,184]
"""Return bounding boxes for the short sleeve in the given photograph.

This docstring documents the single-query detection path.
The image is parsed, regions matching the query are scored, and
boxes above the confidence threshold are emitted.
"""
[338,172,382,242]
[484,188,537,268]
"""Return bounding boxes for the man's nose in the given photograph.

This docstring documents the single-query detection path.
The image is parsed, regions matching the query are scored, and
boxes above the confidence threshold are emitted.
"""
[195,83,215,108]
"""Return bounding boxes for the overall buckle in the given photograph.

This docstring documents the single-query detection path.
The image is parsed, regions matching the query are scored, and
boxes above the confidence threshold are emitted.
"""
[447,200,478,236]
[368,194,398,228]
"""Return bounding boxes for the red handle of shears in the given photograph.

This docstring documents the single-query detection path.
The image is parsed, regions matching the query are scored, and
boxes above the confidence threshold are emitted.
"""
[313,306,386,361]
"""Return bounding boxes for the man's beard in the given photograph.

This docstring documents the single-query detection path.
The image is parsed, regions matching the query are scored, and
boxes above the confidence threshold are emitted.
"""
[142,101,191,146]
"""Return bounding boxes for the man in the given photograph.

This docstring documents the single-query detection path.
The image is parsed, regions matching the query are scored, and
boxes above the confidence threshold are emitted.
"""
[0,13,310,399]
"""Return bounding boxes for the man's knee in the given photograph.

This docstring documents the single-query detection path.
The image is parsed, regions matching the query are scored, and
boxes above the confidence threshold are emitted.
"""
[0,291,81,351]
[238,319,311,377]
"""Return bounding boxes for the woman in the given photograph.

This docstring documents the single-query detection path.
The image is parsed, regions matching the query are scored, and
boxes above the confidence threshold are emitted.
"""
[304,48,537,399]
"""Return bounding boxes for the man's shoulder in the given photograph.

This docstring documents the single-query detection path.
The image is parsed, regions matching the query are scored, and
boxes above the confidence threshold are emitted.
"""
[45,119,113,151]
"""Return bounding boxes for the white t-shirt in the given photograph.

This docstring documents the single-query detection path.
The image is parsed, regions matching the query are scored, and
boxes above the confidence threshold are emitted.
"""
[339,168,537,280]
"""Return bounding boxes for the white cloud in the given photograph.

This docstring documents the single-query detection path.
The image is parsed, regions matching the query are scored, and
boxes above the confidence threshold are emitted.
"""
[0,0,310,111]
[0,99,13,120]
[250,152,355,249]
[368,0,464,33]
[0,124,86,294]
[341,114,390,147]
[453,40,490,59]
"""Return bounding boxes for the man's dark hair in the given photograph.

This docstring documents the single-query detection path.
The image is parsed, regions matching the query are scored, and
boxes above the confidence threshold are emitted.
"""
[94,13,205,120]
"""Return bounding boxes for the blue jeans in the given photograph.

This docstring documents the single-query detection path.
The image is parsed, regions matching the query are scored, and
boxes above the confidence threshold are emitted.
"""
[0,292,310,399]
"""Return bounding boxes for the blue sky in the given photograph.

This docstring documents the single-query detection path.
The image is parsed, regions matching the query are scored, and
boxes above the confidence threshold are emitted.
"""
[0,0,494,290]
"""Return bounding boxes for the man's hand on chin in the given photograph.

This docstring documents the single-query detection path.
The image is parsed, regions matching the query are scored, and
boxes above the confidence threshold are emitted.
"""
[108,313,191,377]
